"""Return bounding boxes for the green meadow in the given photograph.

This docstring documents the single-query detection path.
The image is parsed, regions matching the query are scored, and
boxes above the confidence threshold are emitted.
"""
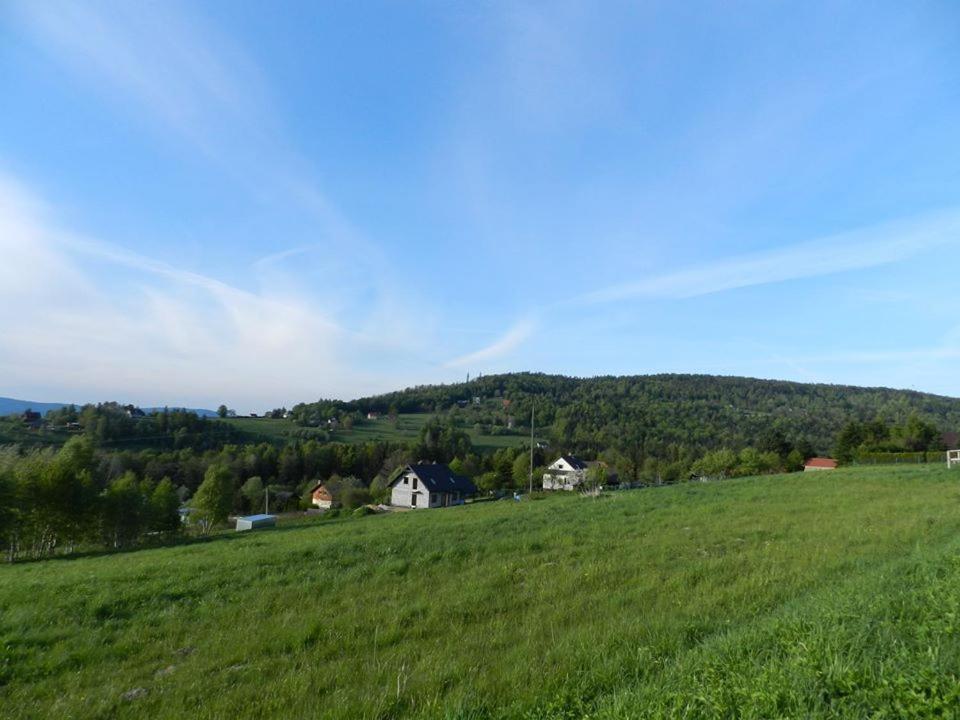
[3,465,960,718]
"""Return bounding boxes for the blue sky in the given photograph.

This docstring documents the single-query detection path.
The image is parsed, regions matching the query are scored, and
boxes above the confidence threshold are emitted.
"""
[1,1,959,411]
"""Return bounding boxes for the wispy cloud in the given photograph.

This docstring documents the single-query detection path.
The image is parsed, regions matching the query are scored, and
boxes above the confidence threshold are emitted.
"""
[12,0,270,156]
[576,209,960,304]
[0,173,427,409]
[11,0,378,258]
[444,317,536,369]
[6,1,453,404]
[774,325,960,397]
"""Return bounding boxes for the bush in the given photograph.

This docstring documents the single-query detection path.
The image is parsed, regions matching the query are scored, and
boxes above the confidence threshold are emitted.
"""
[353,506,375,517]
[341,486,372,510]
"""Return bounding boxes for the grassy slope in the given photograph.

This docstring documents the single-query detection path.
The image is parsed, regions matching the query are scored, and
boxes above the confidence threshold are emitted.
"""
[3,466,960,718]
[224,414,535,451]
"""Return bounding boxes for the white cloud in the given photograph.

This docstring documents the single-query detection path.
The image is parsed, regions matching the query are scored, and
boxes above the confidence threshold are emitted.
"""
[575,209,960,304]
[444,317,536,369]
[0,173,428,410]
[5,2,458,407]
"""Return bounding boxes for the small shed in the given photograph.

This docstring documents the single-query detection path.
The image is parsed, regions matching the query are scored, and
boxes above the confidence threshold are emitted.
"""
[235,514,277,531]
[804,457,838,471]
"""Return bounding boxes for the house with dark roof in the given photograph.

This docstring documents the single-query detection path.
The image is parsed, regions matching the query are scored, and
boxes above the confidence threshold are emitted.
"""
[388,463,477,509]
[20,409,43,430]
[542,455,617,490]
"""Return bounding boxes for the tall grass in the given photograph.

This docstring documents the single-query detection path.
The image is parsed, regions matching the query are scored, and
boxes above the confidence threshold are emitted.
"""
[2,465,959,718]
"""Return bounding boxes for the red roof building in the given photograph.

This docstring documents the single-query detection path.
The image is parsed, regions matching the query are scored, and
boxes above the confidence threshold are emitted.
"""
[309,483,337,509]
[804,457,838,471]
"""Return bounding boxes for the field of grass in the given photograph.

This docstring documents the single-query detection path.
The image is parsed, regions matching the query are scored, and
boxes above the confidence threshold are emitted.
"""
[4,465,960,718]
[224,414,538,451]
[222,416,313,442]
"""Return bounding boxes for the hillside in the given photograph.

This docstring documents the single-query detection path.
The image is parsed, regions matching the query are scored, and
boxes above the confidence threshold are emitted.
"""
[299,372,960,453]
[3,465,960,718]
[0,397,67,417]
[223,414,540,452]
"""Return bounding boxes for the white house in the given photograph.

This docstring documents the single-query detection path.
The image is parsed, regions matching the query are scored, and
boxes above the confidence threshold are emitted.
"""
[388,463,478,509]
[542,455,590,490]
[542,455,616,490]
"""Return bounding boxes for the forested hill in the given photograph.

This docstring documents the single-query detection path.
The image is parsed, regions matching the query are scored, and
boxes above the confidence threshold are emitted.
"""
[295,373,960,453]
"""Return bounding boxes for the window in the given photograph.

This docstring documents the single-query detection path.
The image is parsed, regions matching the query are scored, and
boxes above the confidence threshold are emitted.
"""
[411,494,417,507]
[403,476,408,485]
[413,478,418,490]
[430,493,436,505]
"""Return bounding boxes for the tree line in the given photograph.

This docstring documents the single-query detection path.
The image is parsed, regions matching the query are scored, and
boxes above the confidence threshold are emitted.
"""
[44,402,246,449]
[833,414,946,463]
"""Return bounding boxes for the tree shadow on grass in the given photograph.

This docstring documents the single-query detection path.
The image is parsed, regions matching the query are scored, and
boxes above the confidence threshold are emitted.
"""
[5,515,359,565]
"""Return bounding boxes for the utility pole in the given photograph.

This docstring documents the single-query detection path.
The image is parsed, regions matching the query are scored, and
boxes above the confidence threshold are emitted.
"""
[528,404,535,494]
[265,485,269,515]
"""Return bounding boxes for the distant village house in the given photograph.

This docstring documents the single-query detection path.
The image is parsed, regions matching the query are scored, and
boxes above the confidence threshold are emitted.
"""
[388,463,478,509]
[309,482,338,509]
[804,457,838,471]
[542,455,617,490]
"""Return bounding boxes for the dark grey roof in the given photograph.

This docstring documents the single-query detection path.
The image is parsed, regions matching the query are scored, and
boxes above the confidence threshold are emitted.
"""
[394,463,478,495]
[560,455,588,470]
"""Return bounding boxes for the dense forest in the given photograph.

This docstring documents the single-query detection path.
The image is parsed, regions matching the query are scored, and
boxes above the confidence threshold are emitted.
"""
[293,373,960,455]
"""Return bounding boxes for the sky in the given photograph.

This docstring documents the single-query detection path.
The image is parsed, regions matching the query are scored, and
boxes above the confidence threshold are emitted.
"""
[1,1,959,412]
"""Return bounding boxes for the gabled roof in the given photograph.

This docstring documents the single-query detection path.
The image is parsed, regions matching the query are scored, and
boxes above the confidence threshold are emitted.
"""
[392,463,478,494]
[805,457,838,469]
[558,455,588,470]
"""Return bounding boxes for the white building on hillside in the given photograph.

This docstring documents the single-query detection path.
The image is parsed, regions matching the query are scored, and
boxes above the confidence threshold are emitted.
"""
[388,463,478,509]
[542,455,590,490]
[542,455,617,491]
